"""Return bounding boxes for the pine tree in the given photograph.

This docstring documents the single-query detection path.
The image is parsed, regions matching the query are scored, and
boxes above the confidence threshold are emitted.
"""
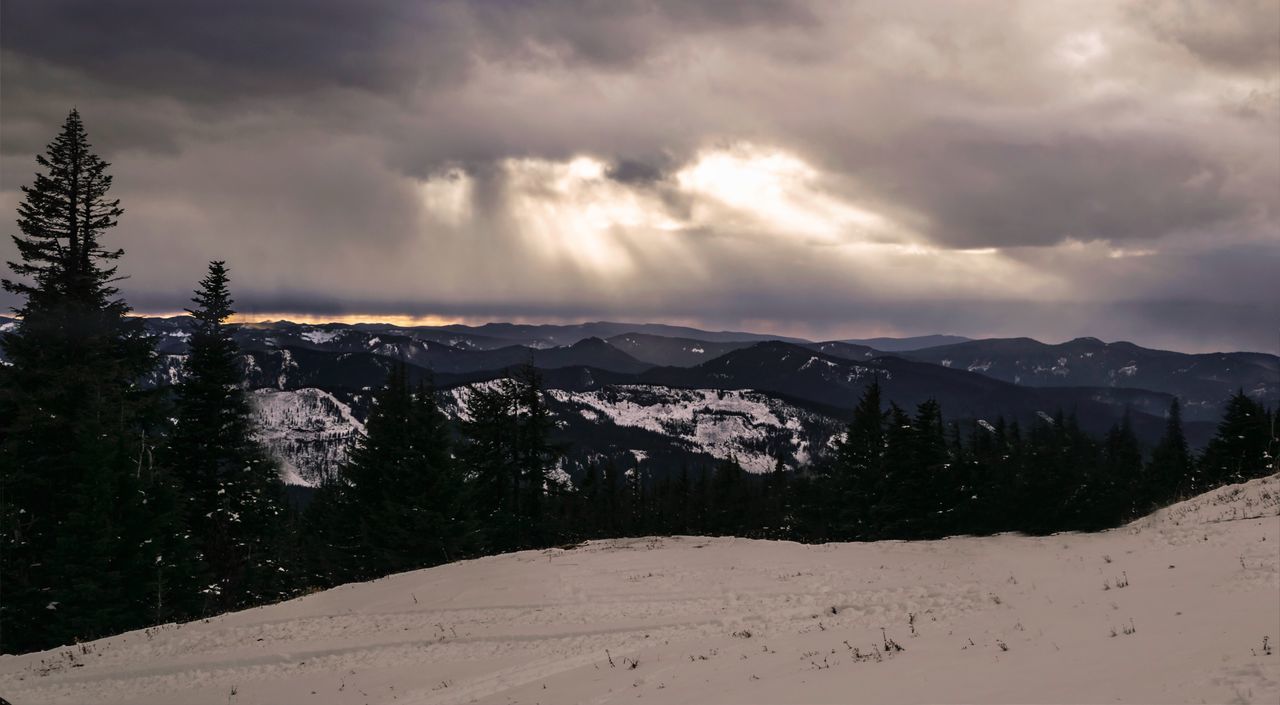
[1146,397,1193,504]
[576,461,603,539]
[671,465,693,535]
[336,364,458,579]
[709,457,748,535]
[459,377,520,552]
[910,399,949,534]
[511,365,561,543]
[163,261,286,613]
[1199,390,1275,488]
[459,367,562,552]
[874,403,918,537]
[833,379,887,538]
[763,457,791,539]
[1,110,159,652]
[1094,413,1142,526]
[602,459,624,536]
[295,476,359,588]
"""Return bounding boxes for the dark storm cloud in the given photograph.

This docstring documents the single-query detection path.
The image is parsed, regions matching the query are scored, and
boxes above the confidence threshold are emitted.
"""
[0,0,1276,352]
[863,130,1247,248]
[606,159,668,185]
[2,1,448,100]
[0,0,813,100]
[1132,0,1280,73]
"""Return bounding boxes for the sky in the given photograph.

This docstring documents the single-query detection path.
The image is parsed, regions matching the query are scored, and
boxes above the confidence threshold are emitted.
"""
[1,1,1277,353]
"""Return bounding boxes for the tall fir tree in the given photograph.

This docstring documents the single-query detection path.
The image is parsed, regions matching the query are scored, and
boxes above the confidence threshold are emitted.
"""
[708,457,749,535]
[458,376,521,553]
[910,399,949,535]
[833,379,887,538]
[873,402,918,536]
[511,365,561,543]
[1,110,159,652]
[333,363,459,580]
[1094,413,1143,527]
[1199,390,1275,487]
[163,261,286,614]
[1146,397,1193,504]
[458,365,564,553]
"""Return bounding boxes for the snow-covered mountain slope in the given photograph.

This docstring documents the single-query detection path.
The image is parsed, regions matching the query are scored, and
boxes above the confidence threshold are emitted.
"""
[546,385,838,473]
[252,389,365,486]
[5,476,1276,705]
[255,381,840,486]
[441,382,843,475]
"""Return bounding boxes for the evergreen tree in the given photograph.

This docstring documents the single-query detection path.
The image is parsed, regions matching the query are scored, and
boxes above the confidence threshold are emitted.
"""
[295,475,361,588]
[1146,397,1193,504]
[621,464,644,535]
[671,465,693,535]
[709,457,748,535]
[909,399,949,534]
[576,461,603,539]
[1199,390,1275,487]
[602,459,624,536]
[1093,413,1143,526]
[874,403,918,536]
[458,366,562,552]
[511,365,562,543]
[163,261,286,613]
[833,379,886,538]
[333,364,459,579]
[1,110,158,652]
[458,377,519,552]
[763,457,791,538]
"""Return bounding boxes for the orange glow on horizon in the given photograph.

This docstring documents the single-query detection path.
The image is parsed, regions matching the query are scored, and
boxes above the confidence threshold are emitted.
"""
[138,311,470,328]
[230,312,468,328]
[127,311,933,343]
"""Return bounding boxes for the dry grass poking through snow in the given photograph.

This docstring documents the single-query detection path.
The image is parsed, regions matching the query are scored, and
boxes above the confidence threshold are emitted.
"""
[2,475,1277,704]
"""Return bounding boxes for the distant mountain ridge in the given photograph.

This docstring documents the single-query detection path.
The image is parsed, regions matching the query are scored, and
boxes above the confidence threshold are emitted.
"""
[9,316,1274,417]
[437,321,810,347]
[840,334,971,351]
[6,315,1274,484]
[901,336,1278,420]
[200,337,1220,485]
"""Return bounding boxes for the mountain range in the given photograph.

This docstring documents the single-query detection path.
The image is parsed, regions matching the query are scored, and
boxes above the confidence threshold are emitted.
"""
[2,315,1274,485]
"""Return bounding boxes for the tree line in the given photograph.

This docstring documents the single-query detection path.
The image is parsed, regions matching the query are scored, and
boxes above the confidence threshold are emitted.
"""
[3,111,1276,654]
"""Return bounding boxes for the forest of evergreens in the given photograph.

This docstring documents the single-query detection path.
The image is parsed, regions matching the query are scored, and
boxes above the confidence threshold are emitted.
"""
[2,112,1276,655]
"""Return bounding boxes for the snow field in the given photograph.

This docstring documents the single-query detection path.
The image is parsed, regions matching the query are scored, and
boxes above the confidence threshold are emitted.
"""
[2,475,1276,704]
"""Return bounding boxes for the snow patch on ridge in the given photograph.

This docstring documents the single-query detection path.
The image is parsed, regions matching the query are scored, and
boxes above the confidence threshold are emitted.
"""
[300,329,342,345]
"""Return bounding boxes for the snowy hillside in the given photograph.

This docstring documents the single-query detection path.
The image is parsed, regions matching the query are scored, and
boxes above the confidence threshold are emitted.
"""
[441,382,842,475]
[257,382,839,485]
[547,385,835,473]
[4,475,1276,705]
[252,389,365,486]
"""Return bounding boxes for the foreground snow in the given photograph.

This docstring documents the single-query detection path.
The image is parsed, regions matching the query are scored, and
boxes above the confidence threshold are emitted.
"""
[4,477,1278,704]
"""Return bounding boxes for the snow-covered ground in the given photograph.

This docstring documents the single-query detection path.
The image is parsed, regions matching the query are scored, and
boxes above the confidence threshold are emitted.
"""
[4,476,1277,704]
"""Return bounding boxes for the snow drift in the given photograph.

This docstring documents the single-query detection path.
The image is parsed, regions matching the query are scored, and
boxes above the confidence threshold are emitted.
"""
[3,475,1277,704]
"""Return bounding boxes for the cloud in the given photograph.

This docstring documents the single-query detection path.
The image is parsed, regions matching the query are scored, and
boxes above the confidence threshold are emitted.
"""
[1132,0,1280,73]
[0,0,1276,352]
